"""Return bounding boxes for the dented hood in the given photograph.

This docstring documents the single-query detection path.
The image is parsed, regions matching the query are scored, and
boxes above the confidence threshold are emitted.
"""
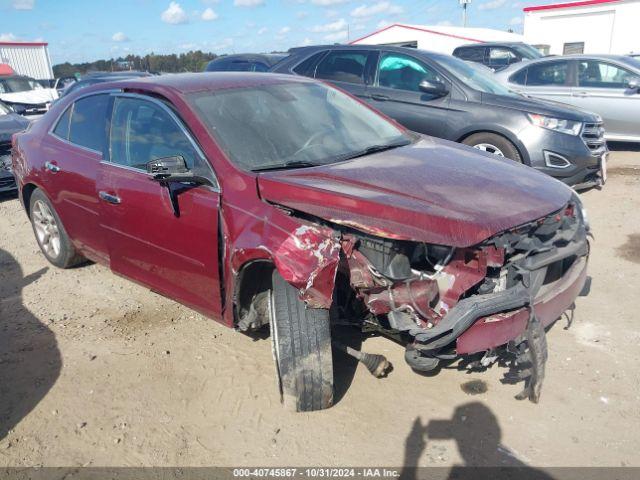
[257,136,572,247]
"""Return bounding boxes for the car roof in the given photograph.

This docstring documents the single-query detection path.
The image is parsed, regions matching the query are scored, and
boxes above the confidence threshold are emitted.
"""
[454,42,528,49]
[81,72,315,97]
[209,53,288,66]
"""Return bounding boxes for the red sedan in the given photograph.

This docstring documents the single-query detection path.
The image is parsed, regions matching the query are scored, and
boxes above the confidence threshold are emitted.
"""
[11,73,590,411]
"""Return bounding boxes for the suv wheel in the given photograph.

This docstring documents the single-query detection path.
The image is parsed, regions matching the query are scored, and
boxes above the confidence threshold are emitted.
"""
[463,133,522,163]
[269,270,334,412]
[29,188,84,268]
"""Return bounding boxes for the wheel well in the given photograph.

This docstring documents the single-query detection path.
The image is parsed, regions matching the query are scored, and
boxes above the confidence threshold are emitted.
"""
[234,260,275,329]
[457,130,526,164]
[21,183,38,217]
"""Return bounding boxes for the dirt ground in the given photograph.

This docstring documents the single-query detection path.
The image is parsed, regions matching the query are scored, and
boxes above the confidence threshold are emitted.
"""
[1,148,639,469]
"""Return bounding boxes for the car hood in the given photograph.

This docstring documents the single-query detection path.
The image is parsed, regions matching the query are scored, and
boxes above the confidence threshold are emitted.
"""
[257,136,572,247]
[0,113,30,143]
[0,88,58,105]
[481,92,599,122]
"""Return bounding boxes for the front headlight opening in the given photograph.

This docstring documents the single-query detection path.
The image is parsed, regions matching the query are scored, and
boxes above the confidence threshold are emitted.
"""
[528,113,582,136]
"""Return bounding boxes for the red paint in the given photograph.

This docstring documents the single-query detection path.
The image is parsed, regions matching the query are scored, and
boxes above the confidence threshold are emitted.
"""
[0,64,15,76]
[349,23,484,46]
[523,0,620,12]
[12,73,581,356]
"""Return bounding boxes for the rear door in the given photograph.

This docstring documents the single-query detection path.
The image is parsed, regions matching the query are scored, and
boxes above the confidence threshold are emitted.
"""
[521,59,573,103]
[39,94,111,264]
[365,50,453,138]
[97,93,223,319]
[313,49,377,100]
[571,59,640,140]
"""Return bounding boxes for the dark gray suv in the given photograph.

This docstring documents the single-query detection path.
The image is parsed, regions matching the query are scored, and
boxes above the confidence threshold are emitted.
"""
[272,45,607,188]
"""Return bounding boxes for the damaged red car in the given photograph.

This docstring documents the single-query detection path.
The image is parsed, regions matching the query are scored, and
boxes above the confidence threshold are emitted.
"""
[12,73,590,411]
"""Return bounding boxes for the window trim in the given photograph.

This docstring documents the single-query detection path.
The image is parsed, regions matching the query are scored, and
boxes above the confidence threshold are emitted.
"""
[104,92,220,192]
[47,90,121,155]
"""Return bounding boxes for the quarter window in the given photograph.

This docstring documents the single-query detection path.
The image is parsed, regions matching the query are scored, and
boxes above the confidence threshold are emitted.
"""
[377,52,444,93]
[315,51,369,84]
[577,61,635,88]
[109,96,209,177]
[68,94,111,152]
[52,106,72,140]
[526,61,568,86]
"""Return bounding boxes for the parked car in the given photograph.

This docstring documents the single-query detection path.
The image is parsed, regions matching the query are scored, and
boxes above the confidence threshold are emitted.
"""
[495,55,640,143]
[273,45,607,188]
[58,71,152,99]
[12,73,590,411]
[0,100,30,193]
[205,54,288,72]
[453,42,544,71]
[0,74,59,117]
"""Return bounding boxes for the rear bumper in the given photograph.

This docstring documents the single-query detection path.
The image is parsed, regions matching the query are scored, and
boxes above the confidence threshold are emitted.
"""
[457,254,587,354]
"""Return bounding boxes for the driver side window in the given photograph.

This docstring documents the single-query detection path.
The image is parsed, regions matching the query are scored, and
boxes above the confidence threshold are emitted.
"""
[109,96,209,177]
[376,52,442,93]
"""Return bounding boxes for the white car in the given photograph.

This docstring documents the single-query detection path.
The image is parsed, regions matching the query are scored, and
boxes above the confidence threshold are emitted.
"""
[0,74,59,118]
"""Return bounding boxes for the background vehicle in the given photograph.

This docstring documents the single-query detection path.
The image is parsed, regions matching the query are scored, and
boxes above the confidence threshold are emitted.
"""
[453,42,544,71]
[204,54,288,72]
[58,71,152,98]
[495,55,640,142]
[0,100,29,193]
[273,45,606,187]
[12,73,589,412]
[0,74,58,117]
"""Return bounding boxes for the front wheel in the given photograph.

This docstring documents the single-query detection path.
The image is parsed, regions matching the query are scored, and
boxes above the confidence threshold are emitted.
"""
[29,188,84,268]
[269,270,334,412]
[462,132,522,163]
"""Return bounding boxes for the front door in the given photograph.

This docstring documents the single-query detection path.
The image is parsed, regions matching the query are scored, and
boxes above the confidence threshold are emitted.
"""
[97,94,223,319]
[571,59,640,141]
[365,50,453,139]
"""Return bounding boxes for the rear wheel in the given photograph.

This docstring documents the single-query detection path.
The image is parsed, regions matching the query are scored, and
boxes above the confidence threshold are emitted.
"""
[269,270,334,412]
[462,132,522,163]
[29,189,83,268]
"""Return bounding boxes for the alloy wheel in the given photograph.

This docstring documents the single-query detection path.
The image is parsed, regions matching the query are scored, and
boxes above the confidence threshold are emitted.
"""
[32,200,61,259]
[473,143,505,157]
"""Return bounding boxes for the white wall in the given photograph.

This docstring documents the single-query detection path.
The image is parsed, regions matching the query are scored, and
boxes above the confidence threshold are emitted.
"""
[524,0,640,55]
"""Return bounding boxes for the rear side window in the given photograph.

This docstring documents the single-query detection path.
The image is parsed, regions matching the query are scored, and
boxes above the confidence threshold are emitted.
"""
[52,106,72,140]
[68,94,111,153]
[509,67,528,85]
[525,61,568,86]
[293,51,328,77]
[455,47,485,63]
[315,51,369,84]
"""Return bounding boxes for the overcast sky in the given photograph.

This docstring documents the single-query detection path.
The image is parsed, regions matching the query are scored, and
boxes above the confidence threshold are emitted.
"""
[1,0,553,64]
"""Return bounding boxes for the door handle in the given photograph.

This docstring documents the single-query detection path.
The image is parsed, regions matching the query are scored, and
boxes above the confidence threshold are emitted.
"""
[572,92,589,97]
[371,94,390,101]
[44,161,60,173]
[98,191,121,205]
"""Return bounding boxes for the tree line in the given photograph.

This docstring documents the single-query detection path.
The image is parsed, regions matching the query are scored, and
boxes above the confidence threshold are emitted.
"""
[53,50,218,77]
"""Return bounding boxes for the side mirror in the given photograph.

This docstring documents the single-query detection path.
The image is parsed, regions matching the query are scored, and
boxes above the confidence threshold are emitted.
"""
[147,155,189,176]
[418,79,448,97]
[627,78,640,91]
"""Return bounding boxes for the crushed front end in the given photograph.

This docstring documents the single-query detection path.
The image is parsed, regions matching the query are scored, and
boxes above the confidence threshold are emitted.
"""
[332,193,589,402]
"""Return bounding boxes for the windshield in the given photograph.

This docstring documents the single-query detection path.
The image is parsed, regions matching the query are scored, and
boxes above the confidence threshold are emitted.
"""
[433,54,515,96]
[0,77,43,94]
[513,44,544,59]
[189,81,410,171]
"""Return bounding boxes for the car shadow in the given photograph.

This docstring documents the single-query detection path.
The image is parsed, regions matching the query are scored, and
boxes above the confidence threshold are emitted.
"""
[399,402,555,480]
[331,326,363,406]
[0,248,61,441]
[608,141,640,152]
[0,191,18,203]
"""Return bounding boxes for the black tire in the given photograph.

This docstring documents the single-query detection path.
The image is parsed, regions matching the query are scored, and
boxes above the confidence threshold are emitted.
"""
[29,188,84,269]
[270,270,334,412]
[462,132,522,163]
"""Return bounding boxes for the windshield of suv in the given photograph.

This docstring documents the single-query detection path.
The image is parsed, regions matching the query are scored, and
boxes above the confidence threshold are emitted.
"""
[513,44,544,59]
[433,54,515,96]
[189,81,411,171]
[0,77,43,94]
